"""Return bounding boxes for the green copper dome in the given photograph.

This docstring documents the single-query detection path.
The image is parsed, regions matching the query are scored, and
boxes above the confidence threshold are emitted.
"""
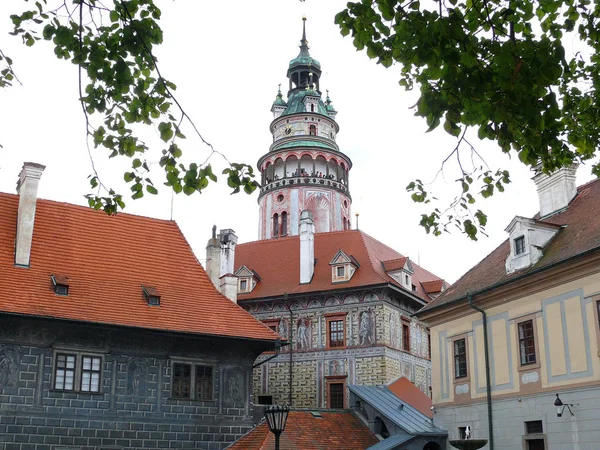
[272,87,287,107]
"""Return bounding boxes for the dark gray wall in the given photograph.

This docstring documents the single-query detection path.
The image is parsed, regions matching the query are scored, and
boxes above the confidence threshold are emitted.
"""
[0,315,271,450]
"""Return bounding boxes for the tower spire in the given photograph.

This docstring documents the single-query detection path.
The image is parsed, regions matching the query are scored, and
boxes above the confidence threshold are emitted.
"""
[300,16,309,55]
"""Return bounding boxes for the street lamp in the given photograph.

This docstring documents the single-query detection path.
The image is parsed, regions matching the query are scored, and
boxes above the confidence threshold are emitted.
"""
[554,393,577,417]
[264,405,290,450]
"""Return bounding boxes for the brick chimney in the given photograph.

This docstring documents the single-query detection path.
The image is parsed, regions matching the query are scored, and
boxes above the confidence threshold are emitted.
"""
[15,162,46,267]
[205,225,221,289]
[532,165,578,218]
[299,210,315,284]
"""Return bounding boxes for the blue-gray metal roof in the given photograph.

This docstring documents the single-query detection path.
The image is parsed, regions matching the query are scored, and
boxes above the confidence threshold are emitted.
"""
[366,432,414,450]
[349,385,447,436]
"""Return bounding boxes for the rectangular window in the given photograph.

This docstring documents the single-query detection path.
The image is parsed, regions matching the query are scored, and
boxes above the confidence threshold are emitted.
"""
[402,323,410,352]
[195,365,213,400]
[427,330,431,359]
[53,352,102,393]
[518,320,536,365]
[329,320,345,347]
[597,300,600,328]
[454,339,467,378]
[515,236,525,255]
[240,279,248,291]
[172,363,192,399]
[171,362,214,400]
[329,383,344,409]
[257,395,273,405]
[54,353,76,391]
[458,427,467,440]
[337,266,345,277]
[80,356,101,392]
[525,420,543,434]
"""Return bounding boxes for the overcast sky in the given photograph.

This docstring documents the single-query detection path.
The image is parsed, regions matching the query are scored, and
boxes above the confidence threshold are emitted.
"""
[1,1,596,283]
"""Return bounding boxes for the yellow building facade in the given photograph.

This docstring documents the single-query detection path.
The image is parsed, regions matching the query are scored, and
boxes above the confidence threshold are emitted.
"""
[418,170,600,450]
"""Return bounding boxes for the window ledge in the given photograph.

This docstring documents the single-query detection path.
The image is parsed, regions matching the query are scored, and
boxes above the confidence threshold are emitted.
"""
[517,362,540,372]
[166,398,217,403]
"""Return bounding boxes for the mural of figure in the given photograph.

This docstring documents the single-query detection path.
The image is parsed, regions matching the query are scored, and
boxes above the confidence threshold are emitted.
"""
[278,318,289,339]
[390,313,398,348]
[132,364,143,396]
[329,359,345,376]
[297,318,311,350]
[358,309,374,345]
[332,360,340,375]
[228,374,241,402]
[0,357,11,386]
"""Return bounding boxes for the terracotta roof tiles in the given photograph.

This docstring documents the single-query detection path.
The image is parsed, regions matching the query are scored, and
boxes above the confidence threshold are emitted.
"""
[235,230,445,303]
[227,410,379,449]
[0,193,278,342]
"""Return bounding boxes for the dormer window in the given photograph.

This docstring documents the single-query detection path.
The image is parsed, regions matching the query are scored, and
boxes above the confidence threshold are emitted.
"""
[514,236,525,255]
[142,285,160,306]
[51,275,69,295]
[382,257,414,290]
[330,250,359,283]
[234,266,260,293]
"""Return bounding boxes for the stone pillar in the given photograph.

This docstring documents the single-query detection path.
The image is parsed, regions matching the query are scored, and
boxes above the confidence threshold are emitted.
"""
[299,210,315,284]
[15,162,45,267]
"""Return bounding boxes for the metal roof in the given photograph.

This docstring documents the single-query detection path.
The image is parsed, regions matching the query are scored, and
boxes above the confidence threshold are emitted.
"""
[272,140,337,152]
[366,432,414,450]
[349,385,447,436]
[280,90,330,117]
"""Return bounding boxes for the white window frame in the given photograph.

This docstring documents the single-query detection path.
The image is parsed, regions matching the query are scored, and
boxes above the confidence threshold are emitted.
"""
[52,350,104,393]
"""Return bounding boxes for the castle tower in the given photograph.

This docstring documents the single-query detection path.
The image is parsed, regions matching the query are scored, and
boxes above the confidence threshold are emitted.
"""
[257,18,352,240]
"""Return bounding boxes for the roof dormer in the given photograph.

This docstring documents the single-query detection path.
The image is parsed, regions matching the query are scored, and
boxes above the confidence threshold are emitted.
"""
[235,265,261,294]
[51,274,69,295]
[382,257,414,290]
[329,250,359,283]
[504,216,562,274]
[141,285,160,306]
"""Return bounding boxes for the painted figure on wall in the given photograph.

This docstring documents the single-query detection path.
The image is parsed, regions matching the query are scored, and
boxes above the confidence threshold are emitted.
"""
[297,317,311,350]
[0,347,19,388]
[278,318,289,339]
[127,359,147,396]
[358,309,375,345]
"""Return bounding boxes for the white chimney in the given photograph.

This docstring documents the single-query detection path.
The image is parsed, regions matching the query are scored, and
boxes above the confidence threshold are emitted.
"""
[532,165,578,218]
[219,274,238,303]
[15,162,45,267]
[205,225,221,289]
[218,229,238,276]
[299,210,315,284]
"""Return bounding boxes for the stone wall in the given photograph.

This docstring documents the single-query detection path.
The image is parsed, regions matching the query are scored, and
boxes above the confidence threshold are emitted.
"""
[0,316,267,450]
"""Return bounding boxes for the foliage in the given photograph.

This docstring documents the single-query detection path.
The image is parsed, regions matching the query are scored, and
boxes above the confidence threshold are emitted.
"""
[6,0,258,214]
[336,0,600,239]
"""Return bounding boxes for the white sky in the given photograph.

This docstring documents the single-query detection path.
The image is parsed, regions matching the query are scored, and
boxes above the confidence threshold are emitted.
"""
[0,1,596,283]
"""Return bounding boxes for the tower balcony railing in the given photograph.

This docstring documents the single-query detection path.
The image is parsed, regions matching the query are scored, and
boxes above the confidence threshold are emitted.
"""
[258,175,350,198]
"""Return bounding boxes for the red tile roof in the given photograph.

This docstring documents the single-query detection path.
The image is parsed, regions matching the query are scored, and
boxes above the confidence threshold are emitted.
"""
[387,377,433,418]
[421,280,444,294]
[381,257,408,272]
[419,178,600,313]
[0,193,278,341]
[227,410,379,449]
[235,230,445,302]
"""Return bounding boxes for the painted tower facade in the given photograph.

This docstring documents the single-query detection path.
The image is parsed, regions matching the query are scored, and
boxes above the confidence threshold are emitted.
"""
[258,19,352,240]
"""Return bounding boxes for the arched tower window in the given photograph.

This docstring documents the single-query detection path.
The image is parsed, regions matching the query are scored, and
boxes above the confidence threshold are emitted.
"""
[310,104,315,112]
[272,213,279,238]
[309,124,317,136]
[281,212,288,236]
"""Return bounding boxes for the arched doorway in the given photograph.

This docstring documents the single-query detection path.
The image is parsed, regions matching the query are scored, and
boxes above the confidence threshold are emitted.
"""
[423,442,442,450]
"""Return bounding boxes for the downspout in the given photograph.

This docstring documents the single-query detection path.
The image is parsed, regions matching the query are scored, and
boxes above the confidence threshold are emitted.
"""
[468,293,494,450]
[284,293,293,407]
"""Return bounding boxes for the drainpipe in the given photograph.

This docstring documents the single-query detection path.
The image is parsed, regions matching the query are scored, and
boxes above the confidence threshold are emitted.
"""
[284,293,293,407]
[468,294,494,450]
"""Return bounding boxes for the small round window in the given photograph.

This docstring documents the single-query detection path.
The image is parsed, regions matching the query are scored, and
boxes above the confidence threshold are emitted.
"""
[277,194,284,202]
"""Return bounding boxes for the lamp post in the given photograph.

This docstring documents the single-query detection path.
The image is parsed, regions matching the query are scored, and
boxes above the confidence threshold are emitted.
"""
[264,405,289,450]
